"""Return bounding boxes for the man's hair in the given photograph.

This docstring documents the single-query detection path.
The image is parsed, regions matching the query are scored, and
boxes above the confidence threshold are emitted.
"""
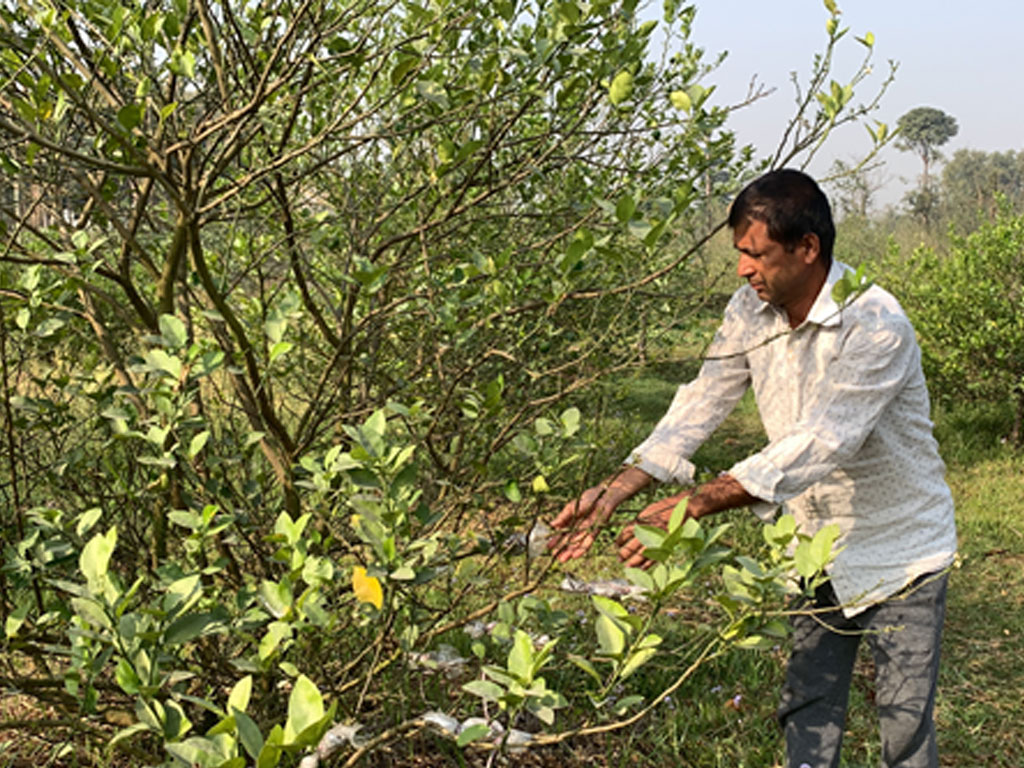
[728,169,835,267]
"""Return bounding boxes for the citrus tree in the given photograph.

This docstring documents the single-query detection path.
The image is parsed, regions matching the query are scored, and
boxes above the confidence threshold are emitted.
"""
[0,0,892,763]
[896,203,1024,445]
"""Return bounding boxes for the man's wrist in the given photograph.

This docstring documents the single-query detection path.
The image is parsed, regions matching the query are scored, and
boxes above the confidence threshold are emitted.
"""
[687,473,759,519]
[600,466,653,506]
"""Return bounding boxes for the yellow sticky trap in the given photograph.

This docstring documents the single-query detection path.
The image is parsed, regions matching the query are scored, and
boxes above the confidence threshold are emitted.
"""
[352,566,383,610]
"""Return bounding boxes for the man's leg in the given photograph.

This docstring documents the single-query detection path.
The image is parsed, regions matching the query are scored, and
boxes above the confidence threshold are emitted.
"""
[865,571,949,768]
[778,582,862,768]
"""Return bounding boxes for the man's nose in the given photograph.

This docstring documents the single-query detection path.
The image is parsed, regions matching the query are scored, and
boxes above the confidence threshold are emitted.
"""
[736,253,755,278]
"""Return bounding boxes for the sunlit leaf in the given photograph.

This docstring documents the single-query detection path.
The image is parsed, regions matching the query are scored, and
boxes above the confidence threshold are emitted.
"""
[595,614,626,656]
[80,527,117,588]
[608,70,633,106]
[463,679,504,702]
[669,90,691,111]
[284,675,324,745]
[507,629,534,680]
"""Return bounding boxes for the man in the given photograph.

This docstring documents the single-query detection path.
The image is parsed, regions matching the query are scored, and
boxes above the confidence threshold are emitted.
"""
[549,169,957,768]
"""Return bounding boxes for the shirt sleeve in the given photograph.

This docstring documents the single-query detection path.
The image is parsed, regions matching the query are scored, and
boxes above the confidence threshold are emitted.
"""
[627,294,752,484]
[728,310,918,504]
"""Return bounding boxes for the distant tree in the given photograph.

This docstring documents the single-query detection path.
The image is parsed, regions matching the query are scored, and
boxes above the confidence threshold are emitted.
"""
[896,106,959,190]
[827,158,887,219]
[941,148,1024,232]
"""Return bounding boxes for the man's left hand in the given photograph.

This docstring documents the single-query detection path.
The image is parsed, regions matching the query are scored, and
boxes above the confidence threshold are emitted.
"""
[615,491,691,568]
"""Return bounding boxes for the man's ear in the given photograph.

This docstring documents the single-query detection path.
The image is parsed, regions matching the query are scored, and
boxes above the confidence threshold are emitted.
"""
[799,233,821,265]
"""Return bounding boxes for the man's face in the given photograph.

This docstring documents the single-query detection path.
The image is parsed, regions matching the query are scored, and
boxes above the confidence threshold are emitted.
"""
[733,218,818,311]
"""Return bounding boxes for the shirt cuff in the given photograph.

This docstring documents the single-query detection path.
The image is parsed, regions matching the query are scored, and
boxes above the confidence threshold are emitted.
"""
[728,453,786,504]
[747,500,779,522]
[624,447,696,486]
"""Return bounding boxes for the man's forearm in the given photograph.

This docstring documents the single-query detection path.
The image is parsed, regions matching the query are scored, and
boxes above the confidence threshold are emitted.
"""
[686,473,760,519]
[598,465,654,508]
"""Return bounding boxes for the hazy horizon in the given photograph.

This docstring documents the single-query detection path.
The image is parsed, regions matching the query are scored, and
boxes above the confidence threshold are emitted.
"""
[682,0,1023,210]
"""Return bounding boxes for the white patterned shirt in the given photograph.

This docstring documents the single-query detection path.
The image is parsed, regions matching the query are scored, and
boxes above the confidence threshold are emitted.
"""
[629,261,957,615]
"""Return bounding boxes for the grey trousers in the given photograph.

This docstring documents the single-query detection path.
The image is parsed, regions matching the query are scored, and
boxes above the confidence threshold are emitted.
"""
[777,571,949,768]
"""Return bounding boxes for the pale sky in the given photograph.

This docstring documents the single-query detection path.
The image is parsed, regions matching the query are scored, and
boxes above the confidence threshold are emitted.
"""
[682,0,1023,208]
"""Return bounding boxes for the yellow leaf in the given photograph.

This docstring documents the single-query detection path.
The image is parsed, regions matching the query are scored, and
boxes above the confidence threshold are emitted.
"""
[669,90,691,111]
[352,566,383,609]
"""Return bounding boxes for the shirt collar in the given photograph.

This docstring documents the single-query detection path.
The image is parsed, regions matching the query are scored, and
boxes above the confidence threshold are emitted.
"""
[804,260,850,327]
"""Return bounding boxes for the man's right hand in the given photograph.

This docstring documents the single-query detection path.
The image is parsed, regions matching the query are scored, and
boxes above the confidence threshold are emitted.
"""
[547,466,653,563]
[547,485,614,563]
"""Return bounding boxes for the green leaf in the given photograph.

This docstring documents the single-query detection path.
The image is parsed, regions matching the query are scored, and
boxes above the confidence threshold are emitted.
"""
[624,567,654,592]
[144,349,182,378]
[72,596,112,629]
[390,565,415,581]
[162,699,192,740]
[109,721,152,749]
[507,630,534,681]
[457,722,490,747]
[793,540,817,579]
[810,523,841,567]
[611,694,644,715]
[668,497,689,532]
[235,710,264,760]
[165,736,227,766]
[416,79,449,108]
[595,613,626,656]
[256,725,282,768]
[188,431,210,459]
[851,30,876,47]
[115,658,141,694]
[823,0,838,14]
[620,646,658,679]
[76,507,103,537]
[560,407,580,436]
[283,675,324,745]
[36,317,65,337]
[169,47,196,78]
[608,70,634,106]
[164,609,227,645]
[80,527,117,588]
[567,654,602,685]
[735,634,774,650]
[591,594,629,619]
[615,194,636,223]
[462,679,504,702]
[4,600,31,639]
[164,573,202,614]
[269,341,293,364]
[258,621,293,662]
[504,480,522,503]
[764,514,796,547]
[258,579,293,619]
[159,314,187,349]
[390,53,420,86]
[632,524,666,549]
